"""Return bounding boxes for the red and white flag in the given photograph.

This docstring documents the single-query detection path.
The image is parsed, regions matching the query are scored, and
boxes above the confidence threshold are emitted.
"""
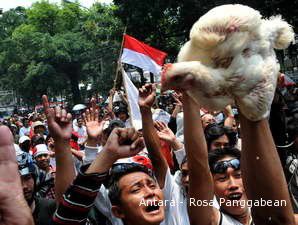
[121,34,167,75]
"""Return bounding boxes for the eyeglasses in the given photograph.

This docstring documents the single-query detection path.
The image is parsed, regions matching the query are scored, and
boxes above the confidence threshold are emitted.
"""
[211,158,240,174]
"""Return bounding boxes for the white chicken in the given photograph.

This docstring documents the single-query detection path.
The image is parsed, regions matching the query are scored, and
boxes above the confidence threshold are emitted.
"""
[161,4,295,121]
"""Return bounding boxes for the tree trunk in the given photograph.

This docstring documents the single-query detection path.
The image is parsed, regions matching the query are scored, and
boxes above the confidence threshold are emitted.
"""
[66,68,82,105]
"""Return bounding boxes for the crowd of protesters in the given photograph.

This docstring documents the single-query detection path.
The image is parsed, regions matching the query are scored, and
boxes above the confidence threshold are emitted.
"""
[0,71,297,225]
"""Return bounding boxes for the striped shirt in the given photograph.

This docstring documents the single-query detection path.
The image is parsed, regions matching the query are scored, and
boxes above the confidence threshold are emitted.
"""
[52,164,108,225]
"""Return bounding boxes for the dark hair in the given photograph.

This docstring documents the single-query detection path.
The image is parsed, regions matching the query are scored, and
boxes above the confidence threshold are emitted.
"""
[224,126,238,147]
[108,163,154,205]
[22,117,29,124]
[208,147,241,173]
[31,134,45,147]
[45,134,52,143]
[103,120,125,137]
[204,123,237,151]
[113,102,129,117]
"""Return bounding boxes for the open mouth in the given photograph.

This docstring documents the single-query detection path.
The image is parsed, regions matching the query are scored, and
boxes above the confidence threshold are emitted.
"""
[228,193,242,201]
[145,205,160,213]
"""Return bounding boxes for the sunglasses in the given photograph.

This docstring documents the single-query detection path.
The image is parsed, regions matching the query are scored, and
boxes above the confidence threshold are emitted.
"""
[109,163,153,176]
[107,163,154,186]
[110,163,138,175]
[211,158,240,174]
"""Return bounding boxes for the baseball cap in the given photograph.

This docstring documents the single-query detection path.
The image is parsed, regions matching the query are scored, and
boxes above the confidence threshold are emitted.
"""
[32,121,46,129]
[33,144,50,158]
[19,135,30,144]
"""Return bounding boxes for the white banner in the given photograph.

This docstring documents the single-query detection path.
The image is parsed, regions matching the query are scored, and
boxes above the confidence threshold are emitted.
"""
[122,68,143,130]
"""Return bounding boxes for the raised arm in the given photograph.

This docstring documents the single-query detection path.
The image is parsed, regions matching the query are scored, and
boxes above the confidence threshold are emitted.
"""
[138,84,168,188]
[86,127,145,174]
[183,93,218,225]
[52,128,145,225]
[83,99,105,147]
[239,114,295,225]
[42,95,75,203]
[223,105,235,128]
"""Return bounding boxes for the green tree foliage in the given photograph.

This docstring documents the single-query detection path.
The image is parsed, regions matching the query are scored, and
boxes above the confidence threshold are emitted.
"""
[0,0,123,106]
[0,6,26,40]
[113,0,297,60]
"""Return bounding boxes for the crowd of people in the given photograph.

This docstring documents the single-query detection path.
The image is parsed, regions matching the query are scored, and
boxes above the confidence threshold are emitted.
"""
[0,72,297,225]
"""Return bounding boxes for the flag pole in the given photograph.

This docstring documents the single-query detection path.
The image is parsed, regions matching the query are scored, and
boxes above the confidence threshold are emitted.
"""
[113,26,127,89]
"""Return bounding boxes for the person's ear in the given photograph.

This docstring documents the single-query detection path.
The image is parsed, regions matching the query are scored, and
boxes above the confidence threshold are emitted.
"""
[111,205,125,219]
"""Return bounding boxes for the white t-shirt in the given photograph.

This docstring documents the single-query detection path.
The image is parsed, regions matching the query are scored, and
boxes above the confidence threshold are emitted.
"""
[94,186,123,225]
[74,126,87,145]
[163,168,220,225]
[162,168,190,225]
[220,212,245,225]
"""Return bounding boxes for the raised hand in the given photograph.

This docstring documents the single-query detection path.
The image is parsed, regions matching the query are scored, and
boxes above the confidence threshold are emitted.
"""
[0,126,34,225]
[154,121,176,143]
[172,92,183,107]
[172,91,183,116]
[154,121,184,150]
[105,127,145,160]
[138,84,156,109]
[83,98,104,141]
[42,95,72,141]
[223,105,234,117]
[86,127,145,174]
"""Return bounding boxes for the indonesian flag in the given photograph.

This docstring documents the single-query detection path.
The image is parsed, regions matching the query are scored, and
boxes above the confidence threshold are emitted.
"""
[121,34,167,75]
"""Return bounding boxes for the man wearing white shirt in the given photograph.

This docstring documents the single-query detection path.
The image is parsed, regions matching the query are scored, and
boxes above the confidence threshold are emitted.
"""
[19,118,30,137]
[73,117,87,149]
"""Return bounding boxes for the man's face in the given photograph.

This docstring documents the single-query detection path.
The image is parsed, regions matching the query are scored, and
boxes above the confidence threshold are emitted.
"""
[34,125,45,135]
[20,140,31,152]
[114,172,165,225]
[77,119,83,127]
[24,120,29,127]
[35,154,50,170]
[213,156,247,216]
[210,134,230,151]
[181,162,189,193]
[118,112,128,122]
[202,114,216,128]
[46,137,54,150]
[21,174,35,205]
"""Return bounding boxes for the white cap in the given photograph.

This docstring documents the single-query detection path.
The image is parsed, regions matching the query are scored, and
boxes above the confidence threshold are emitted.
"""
[33,144,50,158]
[32,121,46,130]
[19,135,30,144]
